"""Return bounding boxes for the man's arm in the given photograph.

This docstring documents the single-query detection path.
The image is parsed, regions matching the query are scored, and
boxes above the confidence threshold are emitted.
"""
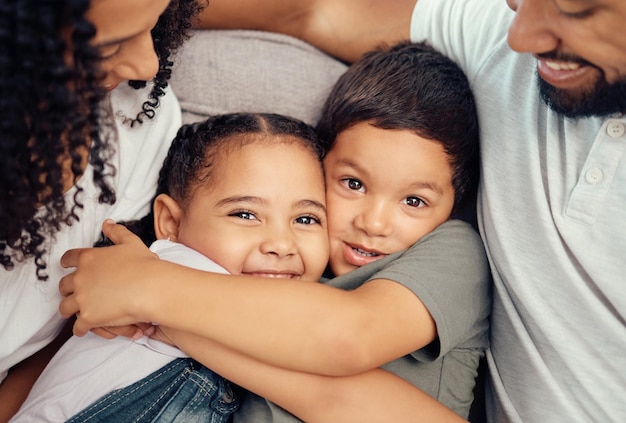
[195,0,416,62]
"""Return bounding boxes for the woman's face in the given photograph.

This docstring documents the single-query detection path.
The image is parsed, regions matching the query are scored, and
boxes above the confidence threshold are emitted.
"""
[85,0,171,91]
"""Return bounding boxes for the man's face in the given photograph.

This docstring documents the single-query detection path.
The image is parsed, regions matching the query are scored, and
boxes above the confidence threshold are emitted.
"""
[506,0,626,118]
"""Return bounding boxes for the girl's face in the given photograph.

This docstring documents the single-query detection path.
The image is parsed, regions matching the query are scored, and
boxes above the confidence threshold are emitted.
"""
[175,139,329,281]
[324,122,455,276]
[86,0,171,91]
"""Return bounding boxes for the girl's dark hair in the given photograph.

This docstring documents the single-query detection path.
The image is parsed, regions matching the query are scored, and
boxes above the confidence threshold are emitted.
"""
[0,0,205,280]
[316,41,480,215]
[119,113,324,247]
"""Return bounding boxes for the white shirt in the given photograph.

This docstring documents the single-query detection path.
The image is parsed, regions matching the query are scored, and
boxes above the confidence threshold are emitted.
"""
[0,84,181,383]
[11,240,228,422]
[411,0,626,421]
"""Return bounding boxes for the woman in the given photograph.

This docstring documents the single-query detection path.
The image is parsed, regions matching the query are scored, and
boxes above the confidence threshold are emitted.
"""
[0,0,204,419]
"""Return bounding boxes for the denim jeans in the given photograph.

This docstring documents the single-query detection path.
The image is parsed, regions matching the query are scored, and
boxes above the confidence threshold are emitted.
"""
[67,358,243,423]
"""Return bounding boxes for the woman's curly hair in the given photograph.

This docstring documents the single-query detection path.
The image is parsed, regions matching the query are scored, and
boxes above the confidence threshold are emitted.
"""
[0,0,206,280]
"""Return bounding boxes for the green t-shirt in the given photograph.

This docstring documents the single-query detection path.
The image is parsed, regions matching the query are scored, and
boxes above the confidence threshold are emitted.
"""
[234,220,491,421]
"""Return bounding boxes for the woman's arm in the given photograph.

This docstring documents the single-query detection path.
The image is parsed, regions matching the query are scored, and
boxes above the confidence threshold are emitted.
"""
[157,326,466,423]
[59,221,435,376]
[194,0,415,63]
[0,318,73,423]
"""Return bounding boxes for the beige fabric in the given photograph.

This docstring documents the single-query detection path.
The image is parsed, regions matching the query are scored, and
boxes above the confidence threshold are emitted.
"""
[170,30,348,126]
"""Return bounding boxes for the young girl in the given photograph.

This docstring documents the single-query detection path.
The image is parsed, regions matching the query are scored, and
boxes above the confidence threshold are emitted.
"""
[0,0,204,419]
[11,113,330,422]
[60,41,490,421]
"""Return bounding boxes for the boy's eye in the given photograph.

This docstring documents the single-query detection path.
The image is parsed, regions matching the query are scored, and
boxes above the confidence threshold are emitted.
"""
[230,210,258,220]
[295,215,321,225]
[404,196,426,208]
[341,178,364,192]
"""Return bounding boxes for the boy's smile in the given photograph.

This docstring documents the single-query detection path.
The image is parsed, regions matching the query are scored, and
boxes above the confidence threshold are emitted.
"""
[324,122,455,276]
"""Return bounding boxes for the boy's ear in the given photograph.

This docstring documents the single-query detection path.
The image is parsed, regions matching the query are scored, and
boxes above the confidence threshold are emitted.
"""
[153,193,184,242]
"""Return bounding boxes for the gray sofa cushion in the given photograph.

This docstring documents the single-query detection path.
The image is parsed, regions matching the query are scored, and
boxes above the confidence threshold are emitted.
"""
[170,29,348,126]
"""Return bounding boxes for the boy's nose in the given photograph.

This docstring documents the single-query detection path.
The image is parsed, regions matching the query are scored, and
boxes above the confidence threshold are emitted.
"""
[354,203,394,238]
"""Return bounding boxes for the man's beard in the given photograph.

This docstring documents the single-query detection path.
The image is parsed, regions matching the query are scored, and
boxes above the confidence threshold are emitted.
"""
[538,68,626,119]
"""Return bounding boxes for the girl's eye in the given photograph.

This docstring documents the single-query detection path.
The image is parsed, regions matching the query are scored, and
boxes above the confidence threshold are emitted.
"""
[404,196,426,208]
[230,211,258,220]
[295,215,321,225]
[341,178,364,192]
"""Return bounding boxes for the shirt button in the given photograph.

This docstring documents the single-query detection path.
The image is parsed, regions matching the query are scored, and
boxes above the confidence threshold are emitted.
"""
[585,167,604,185]
[606,121,625,137]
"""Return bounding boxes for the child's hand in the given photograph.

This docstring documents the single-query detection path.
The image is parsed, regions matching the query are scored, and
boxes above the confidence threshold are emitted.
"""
[149,326,178,347]
[58,220,160,336]
[91,323,156,340]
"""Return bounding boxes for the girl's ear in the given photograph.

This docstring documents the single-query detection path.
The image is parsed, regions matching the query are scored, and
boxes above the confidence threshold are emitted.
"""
[153,193,184,242]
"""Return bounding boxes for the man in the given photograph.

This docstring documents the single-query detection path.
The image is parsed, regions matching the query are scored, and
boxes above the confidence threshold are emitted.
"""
[198,0,626,422]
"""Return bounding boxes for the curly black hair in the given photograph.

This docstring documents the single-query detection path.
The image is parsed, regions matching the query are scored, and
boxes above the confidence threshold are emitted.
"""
[0,0,206,280]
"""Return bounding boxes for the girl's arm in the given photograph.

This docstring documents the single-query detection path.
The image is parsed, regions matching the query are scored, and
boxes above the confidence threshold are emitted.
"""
[157,326,467,423]
[194,0,415,63]
[59,221,435,376]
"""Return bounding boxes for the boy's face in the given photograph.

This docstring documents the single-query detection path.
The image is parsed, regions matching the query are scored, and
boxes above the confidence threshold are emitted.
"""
[176,140,329,281]
[324,122,455,276]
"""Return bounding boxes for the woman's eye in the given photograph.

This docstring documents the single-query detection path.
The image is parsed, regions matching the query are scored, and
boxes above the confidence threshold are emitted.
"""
[98,45,122,62]
[295,215,321,225]
[404,196,426,208]
[341,178,364,192]
[230,211,257,220]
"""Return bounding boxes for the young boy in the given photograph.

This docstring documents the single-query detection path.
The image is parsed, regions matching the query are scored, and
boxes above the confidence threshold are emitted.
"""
[58,41,489,421]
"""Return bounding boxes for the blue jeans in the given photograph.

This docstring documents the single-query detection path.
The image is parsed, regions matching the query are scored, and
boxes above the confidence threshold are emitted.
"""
[67,358,243,423]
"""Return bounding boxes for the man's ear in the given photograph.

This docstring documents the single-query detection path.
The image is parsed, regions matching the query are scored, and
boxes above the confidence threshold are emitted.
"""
[153,193,184,241]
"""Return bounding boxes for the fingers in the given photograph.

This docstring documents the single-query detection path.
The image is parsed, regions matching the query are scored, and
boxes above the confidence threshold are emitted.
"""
[60,247,89,269]
[101,219,142,246]
[99,324,148,340]
[58,292,78,318]
[91,327,118,340]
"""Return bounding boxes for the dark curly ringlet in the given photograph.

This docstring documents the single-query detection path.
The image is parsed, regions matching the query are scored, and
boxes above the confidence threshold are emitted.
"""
[0,0,206,280]
[118,113,324,247]
[316,40,480,216]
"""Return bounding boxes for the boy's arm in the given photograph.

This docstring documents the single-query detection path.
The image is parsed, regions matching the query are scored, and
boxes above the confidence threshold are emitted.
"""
[195,0,416,63]
[160,326,467,423]
[60,223,436,377]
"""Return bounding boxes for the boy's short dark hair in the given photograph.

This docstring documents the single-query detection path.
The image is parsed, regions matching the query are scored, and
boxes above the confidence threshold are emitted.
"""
[316,41,479,214]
